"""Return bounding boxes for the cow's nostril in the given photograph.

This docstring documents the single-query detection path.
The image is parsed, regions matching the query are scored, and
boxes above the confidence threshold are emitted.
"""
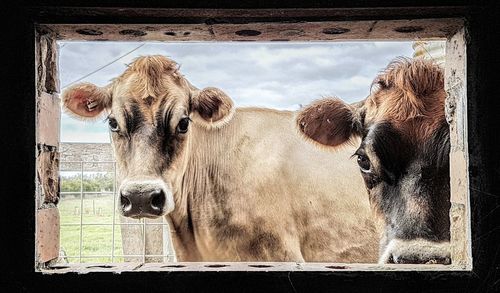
[120,193,132,212]
[150,190,165,211]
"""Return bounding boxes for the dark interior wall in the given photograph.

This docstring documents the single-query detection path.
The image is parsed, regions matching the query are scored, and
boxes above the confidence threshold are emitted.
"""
[466,4,500,290]
[2,1,499,292]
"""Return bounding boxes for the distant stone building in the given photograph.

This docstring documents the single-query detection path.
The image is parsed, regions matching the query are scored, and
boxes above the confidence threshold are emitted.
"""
[60,142,114,172]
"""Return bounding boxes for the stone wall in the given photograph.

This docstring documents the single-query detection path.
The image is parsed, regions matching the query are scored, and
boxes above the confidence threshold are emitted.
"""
[60,142,115,172]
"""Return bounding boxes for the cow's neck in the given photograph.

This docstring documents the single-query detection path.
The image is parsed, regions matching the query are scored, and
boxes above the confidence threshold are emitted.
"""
[167,120,236,261]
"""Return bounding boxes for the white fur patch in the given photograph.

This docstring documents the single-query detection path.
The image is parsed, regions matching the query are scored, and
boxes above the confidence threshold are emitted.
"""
[379,238,451,264]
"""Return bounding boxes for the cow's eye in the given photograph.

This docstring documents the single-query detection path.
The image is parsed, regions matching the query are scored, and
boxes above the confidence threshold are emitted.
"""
[177,117,190,133]
[108,118,119,132]
[357,154,371,172]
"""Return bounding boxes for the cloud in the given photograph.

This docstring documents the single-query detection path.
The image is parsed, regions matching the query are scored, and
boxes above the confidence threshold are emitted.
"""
[58,41,431,143]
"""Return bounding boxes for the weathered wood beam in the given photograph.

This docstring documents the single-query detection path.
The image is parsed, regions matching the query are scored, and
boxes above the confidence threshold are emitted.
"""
[35,27,61,265]
[445,27,471,269]
[41,18,463,42]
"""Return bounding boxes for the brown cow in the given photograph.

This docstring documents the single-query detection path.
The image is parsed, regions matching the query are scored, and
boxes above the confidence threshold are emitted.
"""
[297,58,451,264]
[62,55,379,262]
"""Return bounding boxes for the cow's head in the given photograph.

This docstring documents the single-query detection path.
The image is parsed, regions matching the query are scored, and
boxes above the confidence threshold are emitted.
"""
[62,55,233,219]
[297,58,451,264]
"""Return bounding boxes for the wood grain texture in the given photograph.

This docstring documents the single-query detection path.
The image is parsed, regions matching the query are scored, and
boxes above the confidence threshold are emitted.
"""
[41,18,463,42]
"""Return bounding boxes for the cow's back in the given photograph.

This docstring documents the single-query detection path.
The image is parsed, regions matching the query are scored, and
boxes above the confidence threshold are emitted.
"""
[178,107,379,262]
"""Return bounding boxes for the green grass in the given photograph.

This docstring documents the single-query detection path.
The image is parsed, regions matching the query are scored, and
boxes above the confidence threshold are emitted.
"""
[59,194,124,263]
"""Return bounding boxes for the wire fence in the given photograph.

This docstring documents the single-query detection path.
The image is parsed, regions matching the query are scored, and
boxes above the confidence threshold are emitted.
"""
[59,160,176,263]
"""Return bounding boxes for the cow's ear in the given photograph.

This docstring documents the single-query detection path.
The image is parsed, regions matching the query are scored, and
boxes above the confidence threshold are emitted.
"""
[62,82,112,120]
[297,98,362,147]
[191,87,234,128]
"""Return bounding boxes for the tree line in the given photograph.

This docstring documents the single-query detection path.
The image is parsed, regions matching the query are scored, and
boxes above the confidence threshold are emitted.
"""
[61,173,114,193]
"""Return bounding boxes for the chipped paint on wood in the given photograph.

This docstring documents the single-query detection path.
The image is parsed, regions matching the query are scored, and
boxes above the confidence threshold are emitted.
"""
[37,31,60,94]
[35,28,61,204]
[37,92,60,147]
[35,29,61,204]
[445,28,472,269]
[37,145,60,204]
[40,261,459,274]
[36,206,60,263]
[33,18,471,270]
[450,203,468,268]
[41,18,463,42]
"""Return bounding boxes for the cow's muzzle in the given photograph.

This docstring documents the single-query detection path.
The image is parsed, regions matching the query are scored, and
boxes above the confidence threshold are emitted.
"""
[379,238,451,265]
[118,179,174,219]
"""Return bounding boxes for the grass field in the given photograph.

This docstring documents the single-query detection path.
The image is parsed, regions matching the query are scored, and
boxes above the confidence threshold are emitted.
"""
[59,194,125,263]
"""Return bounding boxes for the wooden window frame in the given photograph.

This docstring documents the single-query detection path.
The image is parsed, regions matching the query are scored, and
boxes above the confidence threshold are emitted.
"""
[5,2,500,292]
[34,18,471,273]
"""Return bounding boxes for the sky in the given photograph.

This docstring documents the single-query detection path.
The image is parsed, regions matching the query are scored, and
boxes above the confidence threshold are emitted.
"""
[58,41,418,143]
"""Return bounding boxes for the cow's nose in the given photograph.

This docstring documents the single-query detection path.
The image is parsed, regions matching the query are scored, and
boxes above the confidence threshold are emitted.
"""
[119,187,166,219]
[150,189,166,211]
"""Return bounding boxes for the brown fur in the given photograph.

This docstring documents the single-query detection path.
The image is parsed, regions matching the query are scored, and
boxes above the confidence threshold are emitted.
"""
[297,98,360,147]
[62,82,112,119]
[62,55,380,263]
[296,57,449,264]
[114,55,183,101]
[192,87,234,123]
[366,58,446,142]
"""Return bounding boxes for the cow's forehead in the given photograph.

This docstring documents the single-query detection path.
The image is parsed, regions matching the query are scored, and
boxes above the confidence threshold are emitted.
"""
[109,55,190,105]
[362,88,446,144]
[361,59,446,142]
[112,73,188,102]
[107,76,190,133]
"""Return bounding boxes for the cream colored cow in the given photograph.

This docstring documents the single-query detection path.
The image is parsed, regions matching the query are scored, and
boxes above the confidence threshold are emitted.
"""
[62,55,378,262]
